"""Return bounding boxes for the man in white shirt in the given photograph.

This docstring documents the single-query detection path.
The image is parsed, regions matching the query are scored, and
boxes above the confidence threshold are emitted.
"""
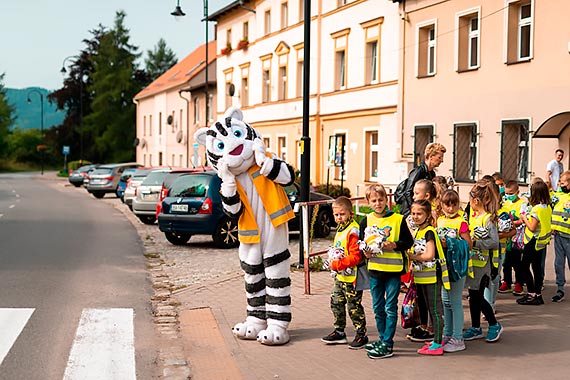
[546,149,564,190]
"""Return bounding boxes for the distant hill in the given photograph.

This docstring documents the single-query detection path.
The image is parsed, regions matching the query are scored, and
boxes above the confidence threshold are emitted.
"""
[6,87,66,131]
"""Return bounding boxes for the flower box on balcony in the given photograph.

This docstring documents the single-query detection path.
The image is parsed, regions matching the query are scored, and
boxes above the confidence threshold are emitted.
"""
[237,39,249,50]
[221,43,232,55]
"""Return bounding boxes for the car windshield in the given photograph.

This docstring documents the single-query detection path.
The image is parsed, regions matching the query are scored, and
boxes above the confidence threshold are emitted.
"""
[77,165,94,172]
[170,174,209,197]
[142,171,169,186]
[91,168,112,175]
[120,169,136,181]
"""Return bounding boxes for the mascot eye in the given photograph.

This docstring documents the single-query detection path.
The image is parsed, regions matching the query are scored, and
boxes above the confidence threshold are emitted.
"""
[217,141,225,150]
[231,125,246,139]
[233,130,243,138]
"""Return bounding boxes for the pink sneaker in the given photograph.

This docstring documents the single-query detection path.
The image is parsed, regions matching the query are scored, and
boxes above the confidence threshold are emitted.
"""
[417,345,444,355]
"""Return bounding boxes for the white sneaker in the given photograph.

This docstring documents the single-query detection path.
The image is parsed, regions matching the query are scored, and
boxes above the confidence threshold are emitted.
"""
[443,337,466,353]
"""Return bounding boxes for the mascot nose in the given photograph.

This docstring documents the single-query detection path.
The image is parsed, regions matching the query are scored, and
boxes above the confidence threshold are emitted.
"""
[230,144,244,156]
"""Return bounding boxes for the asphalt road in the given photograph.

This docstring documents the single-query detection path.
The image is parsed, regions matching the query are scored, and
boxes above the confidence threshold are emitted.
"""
[0,173,158,380]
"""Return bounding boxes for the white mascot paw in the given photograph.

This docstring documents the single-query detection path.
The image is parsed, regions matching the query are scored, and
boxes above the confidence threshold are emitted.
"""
[232,317,267,340]
[257,324,290,346]
[252,138,267,168]
[217,160,235,184]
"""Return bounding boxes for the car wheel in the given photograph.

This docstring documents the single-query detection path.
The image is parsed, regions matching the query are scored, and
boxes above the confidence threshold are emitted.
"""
[73,183,81,188]
[92,191,105,199]
[139,215,156,225]
[313,209,333,238]
[164,232,191,245]
[213,217,239,249]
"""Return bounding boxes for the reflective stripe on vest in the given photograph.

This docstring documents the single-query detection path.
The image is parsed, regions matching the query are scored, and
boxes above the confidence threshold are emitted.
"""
[335,220,360,283]
[366,213,403,273]
[412,226,450,290]
[523,204,552,250]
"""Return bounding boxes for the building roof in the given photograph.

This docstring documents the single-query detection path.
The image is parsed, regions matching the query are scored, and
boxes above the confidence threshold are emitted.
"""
[208,0,254,21]
[134,40,217,100]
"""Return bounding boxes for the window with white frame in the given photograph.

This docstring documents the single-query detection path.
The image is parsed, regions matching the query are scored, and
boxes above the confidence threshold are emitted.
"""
[362,17,383,85]
[506,1,533,63]
[158,112,162,135]
[278,66,287,100]
[243,21,249,40]
[329,134,346,180]
[143,115,146,136]
[296,59,303,97]
[417,21,437,77]
[265,9,271,35]
[159,152,163,166]
[501,119,530,183]
[365,131,380,181]
[453,123,477,182]
[277,136,287,161]
[149,114,153,136]
[262,68,271,103]
[299,0,304,22]
[456,9,480,71]
[179,109,183,131]
[281,1,288,29]
[335,50,347,90]
[366,41,378,84]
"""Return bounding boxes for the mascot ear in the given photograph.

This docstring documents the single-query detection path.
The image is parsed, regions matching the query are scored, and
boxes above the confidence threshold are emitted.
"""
[224,106,243,121]
[194,127,209,146]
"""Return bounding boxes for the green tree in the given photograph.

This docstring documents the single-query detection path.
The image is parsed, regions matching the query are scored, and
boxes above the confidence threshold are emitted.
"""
[85,10,142,163]
[5,128,42,163]
[0,73,15,157]
[145,38,178,82]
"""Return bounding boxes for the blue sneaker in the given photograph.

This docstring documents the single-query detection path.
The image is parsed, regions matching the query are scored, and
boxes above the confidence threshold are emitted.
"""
[463,327,483,341]
[486,323,503,342]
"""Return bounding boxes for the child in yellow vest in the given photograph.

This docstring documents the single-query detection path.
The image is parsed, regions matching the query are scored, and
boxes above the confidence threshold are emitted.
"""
[499,180,527,295]
[408,200,450,355]
[463,180,503,343]
[517,180,552,305]
[321,196,368,348]
[552,171,570,302]
[361,184,413,359]
[438,189,472,353]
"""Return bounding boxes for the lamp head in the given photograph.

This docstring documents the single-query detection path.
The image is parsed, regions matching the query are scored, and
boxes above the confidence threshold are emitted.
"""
[171,0,186,17]
[60,66,67,74]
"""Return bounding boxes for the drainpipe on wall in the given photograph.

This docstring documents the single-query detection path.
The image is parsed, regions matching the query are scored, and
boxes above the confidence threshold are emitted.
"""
[133,98,140,164]
[179,89,192,168]
[399,0,407,161]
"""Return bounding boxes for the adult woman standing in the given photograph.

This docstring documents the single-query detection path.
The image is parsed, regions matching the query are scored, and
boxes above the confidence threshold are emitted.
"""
[399,143,447,217]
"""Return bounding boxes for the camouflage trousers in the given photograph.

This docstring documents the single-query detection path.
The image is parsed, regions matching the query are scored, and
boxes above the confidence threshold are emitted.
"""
[330,278,367,335]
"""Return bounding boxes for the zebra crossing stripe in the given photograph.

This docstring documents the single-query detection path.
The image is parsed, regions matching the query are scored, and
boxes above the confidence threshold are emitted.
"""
[63,308,136,380]
[0,308,35,366]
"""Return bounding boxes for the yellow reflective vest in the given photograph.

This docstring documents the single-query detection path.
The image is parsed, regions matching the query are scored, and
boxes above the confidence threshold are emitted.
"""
[469,212,500,268]
[412,226,450,290]
[524,204,552,250]
[235,165,295,244]
[552,193,570,238]
[334,220,360,283]
[366,212,404,273]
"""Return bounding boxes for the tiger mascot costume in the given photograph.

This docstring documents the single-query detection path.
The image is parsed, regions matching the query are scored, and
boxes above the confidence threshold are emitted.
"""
[194,107,295,345]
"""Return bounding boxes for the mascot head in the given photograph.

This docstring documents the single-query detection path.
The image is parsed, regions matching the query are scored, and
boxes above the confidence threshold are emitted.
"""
[194,107,261,175]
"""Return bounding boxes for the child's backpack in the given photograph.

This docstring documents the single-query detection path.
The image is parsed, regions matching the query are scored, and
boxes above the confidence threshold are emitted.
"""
[445,237,470,282]
[401,281,420,329]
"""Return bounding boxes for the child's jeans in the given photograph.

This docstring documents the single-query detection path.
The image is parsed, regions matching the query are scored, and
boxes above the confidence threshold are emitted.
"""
[369,273,400,347]
[554,234,570,292]
[442,276,466,340]
[484,248,505,310]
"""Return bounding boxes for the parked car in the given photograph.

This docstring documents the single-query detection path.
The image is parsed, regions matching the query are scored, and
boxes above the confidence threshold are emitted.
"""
[155,168,211,218]
[285,183,335,238]
[68,164,98,187]
[116,168,138,201]
[123,168,152,210]
[85,163,141,198]
[158,171,239,248]
[132,169,172,224]
[158,171,335,249]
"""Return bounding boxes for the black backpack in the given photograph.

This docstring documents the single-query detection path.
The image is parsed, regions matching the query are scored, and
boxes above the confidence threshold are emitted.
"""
[394,178,408,205]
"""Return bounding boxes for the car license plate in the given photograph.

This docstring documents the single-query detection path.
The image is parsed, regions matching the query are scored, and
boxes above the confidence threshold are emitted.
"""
[143,193,158,201]
[171,204,188,212]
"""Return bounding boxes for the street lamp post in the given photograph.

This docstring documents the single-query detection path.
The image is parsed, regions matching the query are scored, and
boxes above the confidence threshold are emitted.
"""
[27,89,44,175]
[171,0,210,128]
[61,55,85,164]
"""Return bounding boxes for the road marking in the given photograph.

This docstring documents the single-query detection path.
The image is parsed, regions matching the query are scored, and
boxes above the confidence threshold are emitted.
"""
[15,194,20,198]
[63,308,136,380]
[0,308,35,366]
[9,205,15,209]
[0,214,3,219]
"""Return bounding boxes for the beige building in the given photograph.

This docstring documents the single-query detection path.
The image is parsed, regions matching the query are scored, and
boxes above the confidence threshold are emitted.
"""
[396,0,570,194]
[209,0,403,196]
[134,41,217,168]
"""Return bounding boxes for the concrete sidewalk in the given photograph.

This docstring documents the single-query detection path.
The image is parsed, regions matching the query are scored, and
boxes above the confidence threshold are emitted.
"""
[175,246,570,380]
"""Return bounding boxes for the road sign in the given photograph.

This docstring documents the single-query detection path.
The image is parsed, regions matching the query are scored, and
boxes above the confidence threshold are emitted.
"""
[62,146,70,155]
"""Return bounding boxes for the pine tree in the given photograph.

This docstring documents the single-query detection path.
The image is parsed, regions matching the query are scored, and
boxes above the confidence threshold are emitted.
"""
[145,38,178,82]
[85,10,142,163]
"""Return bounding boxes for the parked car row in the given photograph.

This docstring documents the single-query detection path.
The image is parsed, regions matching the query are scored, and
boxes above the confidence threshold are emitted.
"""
[70,164,336,249]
